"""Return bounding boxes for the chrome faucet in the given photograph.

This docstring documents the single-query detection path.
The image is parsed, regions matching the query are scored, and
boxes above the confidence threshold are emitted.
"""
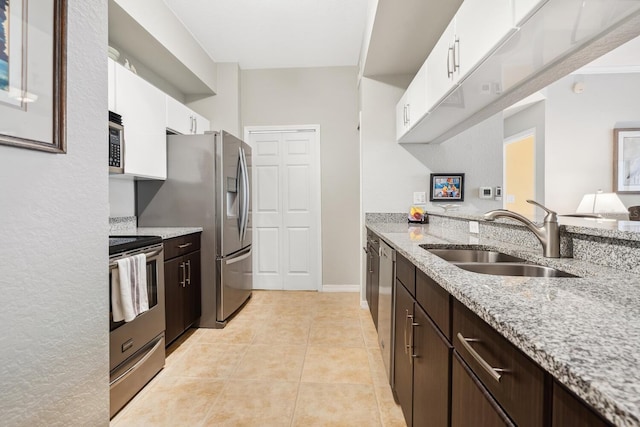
[483,200,560,258]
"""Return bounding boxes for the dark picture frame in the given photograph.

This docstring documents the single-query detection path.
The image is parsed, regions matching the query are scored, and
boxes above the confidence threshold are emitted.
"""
[0,0,67,153]
[613,128,640,194]
[430,173,465,202]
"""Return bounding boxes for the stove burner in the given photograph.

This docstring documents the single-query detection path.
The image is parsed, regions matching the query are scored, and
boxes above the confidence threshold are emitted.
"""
[109,235,163,256]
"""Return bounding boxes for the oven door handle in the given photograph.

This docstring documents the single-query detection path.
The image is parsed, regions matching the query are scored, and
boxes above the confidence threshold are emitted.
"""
[109,336,164,386]
[109,247,163,268]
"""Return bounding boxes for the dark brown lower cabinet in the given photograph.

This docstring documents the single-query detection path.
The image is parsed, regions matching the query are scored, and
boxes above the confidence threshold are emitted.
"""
[389,257,613,427]
[365,233,380,329]
[412,303,452,427]
[394,280,414,426]
[394,280,451,427]
[452,351,514,427]
[370,244,379,328]
[164,255,184,346]
[552,381,612,427]
[164,233,201,346]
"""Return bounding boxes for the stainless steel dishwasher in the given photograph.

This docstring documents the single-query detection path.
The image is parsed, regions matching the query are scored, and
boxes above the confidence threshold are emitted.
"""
[377,240,396,384]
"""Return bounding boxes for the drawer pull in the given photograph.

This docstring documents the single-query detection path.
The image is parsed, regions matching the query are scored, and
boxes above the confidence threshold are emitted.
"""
[409,320,419,365]
[457,333,506,383]
[178,242,193,249]
[404,311,412,354]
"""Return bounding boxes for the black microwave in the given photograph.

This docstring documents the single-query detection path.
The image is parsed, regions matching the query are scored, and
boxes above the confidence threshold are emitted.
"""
[109,111,124,173]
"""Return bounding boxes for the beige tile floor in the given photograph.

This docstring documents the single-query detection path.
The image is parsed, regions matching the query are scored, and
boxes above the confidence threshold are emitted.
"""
[111,291,406,427]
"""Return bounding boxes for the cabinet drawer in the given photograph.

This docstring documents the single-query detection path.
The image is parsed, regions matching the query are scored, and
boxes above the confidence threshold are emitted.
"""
[416,269,451,340]
[452,352,514,427]
[552,381,611,427]
[163,233,201,260]
[453,300,545,427]
[396,253,416,296]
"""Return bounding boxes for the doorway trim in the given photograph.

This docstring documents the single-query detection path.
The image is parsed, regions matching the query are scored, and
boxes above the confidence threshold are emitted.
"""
[244,124,323,291]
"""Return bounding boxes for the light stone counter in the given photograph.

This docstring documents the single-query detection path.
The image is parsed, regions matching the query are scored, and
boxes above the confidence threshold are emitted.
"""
[109,217,202,240]
[366,220,640,426]
[111,226,203,240]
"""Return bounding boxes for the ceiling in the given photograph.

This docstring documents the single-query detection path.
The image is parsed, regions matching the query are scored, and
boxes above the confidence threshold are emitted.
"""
[163,0,369,70]
[362,0,462,77]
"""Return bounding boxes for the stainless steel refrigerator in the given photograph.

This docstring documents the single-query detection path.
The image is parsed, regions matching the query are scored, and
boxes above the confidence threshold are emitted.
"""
[137,130,252,327]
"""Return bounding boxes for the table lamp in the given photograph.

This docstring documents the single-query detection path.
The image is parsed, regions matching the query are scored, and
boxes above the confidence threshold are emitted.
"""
[575,190,628,220]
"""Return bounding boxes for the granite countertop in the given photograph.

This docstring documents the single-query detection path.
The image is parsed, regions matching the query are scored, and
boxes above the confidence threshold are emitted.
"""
[367,221,640,426]
[111,226,203,240]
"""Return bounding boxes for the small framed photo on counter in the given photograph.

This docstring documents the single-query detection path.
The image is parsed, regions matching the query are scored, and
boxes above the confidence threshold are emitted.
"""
[430,173,464,202]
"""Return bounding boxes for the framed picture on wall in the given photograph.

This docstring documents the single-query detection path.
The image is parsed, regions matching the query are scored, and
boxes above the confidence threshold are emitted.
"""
[0,0,67,153]
[614,128,640,193]
[430,173,465,202]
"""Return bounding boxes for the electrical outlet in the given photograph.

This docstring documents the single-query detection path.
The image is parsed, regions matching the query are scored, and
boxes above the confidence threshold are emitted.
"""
[413,191,426,204]
[469,221,479,234]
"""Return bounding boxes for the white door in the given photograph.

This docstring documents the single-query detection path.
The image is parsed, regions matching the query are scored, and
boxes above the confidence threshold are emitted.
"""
[247,128,321,291]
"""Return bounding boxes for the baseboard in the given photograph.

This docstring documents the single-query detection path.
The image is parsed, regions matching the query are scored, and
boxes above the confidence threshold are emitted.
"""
[322,284,360,293]
[360,300,369,309]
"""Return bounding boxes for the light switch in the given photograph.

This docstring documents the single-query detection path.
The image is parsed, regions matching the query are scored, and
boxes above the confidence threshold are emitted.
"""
[413,191,426,204]
[469,221,479,234]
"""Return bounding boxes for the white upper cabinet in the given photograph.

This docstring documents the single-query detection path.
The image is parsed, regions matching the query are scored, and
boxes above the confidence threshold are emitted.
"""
[400,0,516,142]
[114,64,167,180]
[425,18,457,113]
[108,58,116,113]
[398,0,640,144]
[166,95,211,135]
[396,61,428,139]
[191,110,210,134]
[166,95,194,135]
[454,0,515,79]
[513,0,548,26]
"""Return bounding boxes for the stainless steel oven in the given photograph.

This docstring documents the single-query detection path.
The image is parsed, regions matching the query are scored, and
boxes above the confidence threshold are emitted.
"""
[109,236,165,418]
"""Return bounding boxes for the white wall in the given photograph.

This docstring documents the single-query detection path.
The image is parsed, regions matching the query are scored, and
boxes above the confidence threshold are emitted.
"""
[188,63,241,136]
[545,73,640,213]
[113,0,217,93]
[241,67,360,287]
[406,113,504,213]
[109,175,136,217]
[360,75,429,213]
[0,1,109,425]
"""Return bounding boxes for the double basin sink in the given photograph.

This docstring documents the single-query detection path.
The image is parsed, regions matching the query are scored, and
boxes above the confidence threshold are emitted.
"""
[421,246,578,278]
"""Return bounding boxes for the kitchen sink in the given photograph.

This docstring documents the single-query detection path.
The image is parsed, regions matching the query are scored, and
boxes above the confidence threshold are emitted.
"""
[454,262,578,278]
[424,247,525,263]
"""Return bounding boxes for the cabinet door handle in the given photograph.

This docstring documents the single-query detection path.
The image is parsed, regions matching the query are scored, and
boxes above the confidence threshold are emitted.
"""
[186,260,191,285]
[409,320,419,365]
[453,37,460,72]
[178,242,193,249]
[369,253,373,273]
[404,311,413,354]
[457,333,507,383]
[447,46,454,78]
[406,104,411,125]
[180,262,186,288]
[194,117,197,134]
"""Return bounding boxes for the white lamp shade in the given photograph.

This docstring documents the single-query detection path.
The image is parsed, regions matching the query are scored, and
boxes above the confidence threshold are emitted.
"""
[576,191,628,214]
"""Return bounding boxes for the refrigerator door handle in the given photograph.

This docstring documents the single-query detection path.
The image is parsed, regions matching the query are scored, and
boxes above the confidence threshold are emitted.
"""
[240,147,250,242]
[222,246,252,265]
[236,147,245,240]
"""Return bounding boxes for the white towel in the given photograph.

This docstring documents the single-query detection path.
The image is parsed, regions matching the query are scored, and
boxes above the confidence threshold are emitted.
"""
[111,254,149,322]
